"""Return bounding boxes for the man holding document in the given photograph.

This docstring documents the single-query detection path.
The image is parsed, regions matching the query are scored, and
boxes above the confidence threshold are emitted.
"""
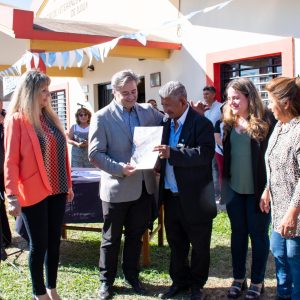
[88,69,163,299]
[154,81,217,300]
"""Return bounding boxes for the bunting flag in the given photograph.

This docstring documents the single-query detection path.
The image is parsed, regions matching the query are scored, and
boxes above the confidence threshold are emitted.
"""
[0,0,232,79]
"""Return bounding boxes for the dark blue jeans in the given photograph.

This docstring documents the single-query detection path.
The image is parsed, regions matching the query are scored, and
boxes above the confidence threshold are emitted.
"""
[270,230,300,299]
[22,194,66,296]
[226,188,270,284]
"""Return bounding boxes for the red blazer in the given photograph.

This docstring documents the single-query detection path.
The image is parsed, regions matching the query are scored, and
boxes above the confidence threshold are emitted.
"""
[4,113,72,207]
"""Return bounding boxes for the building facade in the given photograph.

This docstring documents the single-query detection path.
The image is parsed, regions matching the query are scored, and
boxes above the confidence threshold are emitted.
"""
[0,0,299,127]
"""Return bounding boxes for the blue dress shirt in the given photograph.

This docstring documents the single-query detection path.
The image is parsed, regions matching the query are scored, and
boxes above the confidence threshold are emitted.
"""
[164,106,189,192]
[114,100,140,137]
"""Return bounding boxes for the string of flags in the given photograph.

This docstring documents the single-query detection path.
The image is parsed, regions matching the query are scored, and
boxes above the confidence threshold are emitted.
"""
[0,0,232,78]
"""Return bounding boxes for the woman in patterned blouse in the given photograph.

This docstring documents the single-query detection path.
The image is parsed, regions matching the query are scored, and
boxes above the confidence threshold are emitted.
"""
[4,70,74,300]
[222,78,275,300]
[261,77,300,300]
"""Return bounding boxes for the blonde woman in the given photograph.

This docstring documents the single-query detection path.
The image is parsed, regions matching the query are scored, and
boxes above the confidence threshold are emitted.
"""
[221,78,275,299]
[4,70,73,300]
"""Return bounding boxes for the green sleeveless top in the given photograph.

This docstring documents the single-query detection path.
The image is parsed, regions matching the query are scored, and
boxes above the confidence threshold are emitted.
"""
[229,129,254,194]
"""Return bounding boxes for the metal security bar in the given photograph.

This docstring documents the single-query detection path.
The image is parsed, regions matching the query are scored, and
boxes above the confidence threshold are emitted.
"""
[221,55,282,104]
[51,90,67,130]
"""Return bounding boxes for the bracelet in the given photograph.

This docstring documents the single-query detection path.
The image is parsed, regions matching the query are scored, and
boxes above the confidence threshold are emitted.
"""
[7,195,18,203]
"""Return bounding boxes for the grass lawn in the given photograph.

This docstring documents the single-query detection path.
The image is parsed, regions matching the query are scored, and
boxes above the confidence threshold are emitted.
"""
[0,211,277,300]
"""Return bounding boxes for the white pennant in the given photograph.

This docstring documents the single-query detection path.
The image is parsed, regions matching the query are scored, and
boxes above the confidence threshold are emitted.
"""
[56,52,64,69]
[32,53,40,69]
[98,44,105,62]
[83,47,93,65]
[68,50,77,67]
[25,51,33,71]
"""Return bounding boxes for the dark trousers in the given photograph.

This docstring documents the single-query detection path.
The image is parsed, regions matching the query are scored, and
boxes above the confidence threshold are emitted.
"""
[21,194,66,296]
[226,188,270,284]
[0,200,3,260]
[99,184,152,285]
[0,190,12,247]
[164,191,213,288]
[212,155,220,198]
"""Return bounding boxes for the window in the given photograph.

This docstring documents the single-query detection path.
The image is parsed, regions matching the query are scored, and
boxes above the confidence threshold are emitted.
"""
[206,38,293,104]
[51,90,67,130]
[221,55,282,104]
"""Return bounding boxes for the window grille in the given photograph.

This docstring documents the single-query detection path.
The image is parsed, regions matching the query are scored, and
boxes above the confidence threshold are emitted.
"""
[221,55,282,104]
[50,90,67,130]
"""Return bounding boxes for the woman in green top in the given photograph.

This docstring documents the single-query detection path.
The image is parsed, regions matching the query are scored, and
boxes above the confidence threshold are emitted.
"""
[221,78,275,299]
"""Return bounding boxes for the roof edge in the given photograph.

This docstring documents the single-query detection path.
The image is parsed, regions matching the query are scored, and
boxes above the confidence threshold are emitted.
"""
[3,8,181,50]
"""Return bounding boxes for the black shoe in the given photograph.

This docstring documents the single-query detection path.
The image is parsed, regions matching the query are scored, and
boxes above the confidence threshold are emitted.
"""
[276,296,291,300]
[227,279,247,299]
[125,278,148,295]
[99,282,113,300]
[190,288,203,300]
[159,284,190,299]
[245,282,264,299]
[0,247,7,261]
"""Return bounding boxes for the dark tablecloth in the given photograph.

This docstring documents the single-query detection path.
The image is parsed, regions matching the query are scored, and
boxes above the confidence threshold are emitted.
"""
[64,181,103,223]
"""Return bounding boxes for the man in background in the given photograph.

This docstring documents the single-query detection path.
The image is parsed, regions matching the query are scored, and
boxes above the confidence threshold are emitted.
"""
[202,86,222,202]
[147,99,164,114]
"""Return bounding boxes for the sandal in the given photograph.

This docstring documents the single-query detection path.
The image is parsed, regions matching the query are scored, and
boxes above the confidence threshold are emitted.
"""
[245,283,264,299]
[227,279,247,299]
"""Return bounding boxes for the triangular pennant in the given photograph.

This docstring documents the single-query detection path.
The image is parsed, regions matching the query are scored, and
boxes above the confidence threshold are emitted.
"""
[84,47,93,65]
[39,53,47,66]
[91,46,100,61]
[135,32,147,46]
[48,52,56,67]
[98,45,105,62]
[32,53,40,69]
[68,50,76,67]
[62,51,69,69]
[56,52,64,69]
[75,49,84,67]
[25,51,33,71]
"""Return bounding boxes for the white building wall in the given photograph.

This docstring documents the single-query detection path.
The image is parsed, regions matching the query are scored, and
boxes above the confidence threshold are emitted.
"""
[38,0,180,43]
[43,0,300,113]
[295,39,300,77]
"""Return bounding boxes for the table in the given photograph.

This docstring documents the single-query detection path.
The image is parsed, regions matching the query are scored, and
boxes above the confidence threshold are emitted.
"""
[62,168,164,267]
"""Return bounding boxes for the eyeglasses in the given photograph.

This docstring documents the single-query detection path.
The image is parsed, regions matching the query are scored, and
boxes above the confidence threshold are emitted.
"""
[79,113,88,117]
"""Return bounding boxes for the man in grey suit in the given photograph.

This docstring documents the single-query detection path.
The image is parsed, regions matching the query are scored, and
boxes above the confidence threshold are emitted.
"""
[89,69,163,300]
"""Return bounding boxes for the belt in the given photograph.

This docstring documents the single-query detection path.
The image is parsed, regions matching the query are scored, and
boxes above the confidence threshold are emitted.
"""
[165,189,180,197]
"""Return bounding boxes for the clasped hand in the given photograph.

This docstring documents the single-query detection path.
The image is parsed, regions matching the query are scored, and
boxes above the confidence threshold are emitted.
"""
[153,145,170,159]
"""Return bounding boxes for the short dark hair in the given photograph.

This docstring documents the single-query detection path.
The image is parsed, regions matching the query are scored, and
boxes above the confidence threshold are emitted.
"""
[203,85,216,93]
[147,99,157,104]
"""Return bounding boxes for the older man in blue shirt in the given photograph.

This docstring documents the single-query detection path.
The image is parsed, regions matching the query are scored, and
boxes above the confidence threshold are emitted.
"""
[154,81,217,300]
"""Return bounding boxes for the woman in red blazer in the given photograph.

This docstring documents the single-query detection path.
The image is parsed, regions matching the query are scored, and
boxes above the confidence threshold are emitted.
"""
[4,70,73,300]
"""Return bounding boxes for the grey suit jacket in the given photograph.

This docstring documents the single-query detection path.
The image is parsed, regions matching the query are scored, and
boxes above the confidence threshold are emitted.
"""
[88,100,163,203]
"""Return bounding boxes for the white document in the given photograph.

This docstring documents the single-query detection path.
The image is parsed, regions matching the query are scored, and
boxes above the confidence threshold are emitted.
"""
[131,126,163,170]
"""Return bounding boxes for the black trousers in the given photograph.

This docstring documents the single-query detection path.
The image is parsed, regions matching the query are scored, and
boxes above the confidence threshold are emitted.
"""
[21,194,66,296]
[164,190,213,289]
[0,200,3,261]
[99,183,153,285]
[0,190,12,247]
